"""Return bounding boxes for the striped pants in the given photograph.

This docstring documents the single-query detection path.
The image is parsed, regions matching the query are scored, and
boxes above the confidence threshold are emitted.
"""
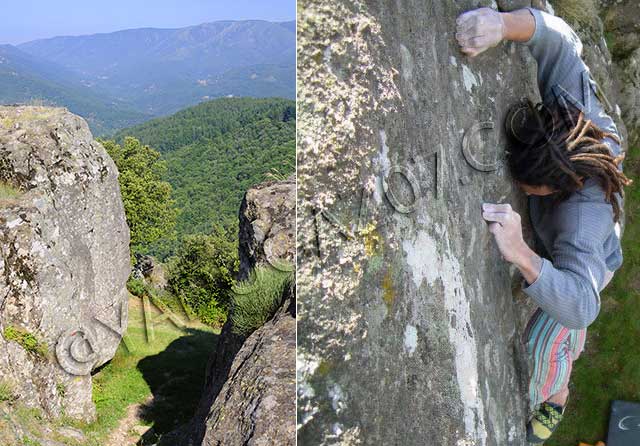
[523,308,586,411]
[523,270,614,411]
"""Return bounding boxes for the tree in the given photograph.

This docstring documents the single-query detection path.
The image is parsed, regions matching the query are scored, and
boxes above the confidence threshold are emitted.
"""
[166,225,239,326]
[102,137,179,260]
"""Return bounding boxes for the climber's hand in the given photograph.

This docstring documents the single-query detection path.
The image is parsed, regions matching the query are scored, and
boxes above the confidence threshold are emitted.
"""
[482,202,527,264]
[455,8,505,57]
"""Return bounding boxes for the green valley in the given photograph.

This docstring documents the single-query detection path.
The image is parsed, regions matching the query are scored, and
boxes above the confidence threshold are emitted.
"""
[111,97,295,258]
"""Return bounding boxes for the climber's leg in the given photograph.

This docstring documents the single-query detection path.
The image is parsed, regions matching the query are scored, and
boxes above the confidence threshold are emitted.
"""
[524,308,573,412]
[547,385,570,406]
[525,308,578,443]
[568,326,587,361]
[546,326,586,405]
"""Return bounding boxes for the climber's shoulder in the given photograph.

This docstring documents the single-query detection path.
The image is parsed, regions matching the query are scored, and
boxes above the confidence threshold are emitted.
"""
[551,178,614,239]
[527,8,583,55]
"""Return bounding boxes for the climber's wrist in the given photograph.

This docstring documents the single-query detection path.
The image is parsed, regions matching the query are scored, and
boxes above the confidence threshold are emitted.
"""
[501,9,536,42]
[512,242,542,285]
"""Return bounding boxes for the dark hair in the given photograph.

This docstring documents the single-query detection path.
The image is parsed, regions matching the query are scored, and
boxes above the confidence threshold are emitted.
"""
[504,98,632,222]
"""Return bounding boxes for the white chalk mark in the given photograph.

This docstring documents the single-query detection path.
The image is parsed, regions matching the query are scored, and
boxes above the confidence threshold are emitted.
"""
[404,324,418,355]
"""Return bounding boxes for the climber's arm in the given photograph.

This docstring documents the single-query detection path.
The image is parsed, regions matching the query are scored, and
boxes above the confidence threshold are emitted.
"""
[482,199,608,329]
[456,7,622,156]
[517,7,623,158]
[481,203,542,285]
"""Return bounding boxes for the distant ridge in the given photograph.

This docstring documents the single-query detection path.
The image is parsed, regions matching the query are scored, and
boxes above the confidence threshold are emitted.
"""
[18,20,295,118]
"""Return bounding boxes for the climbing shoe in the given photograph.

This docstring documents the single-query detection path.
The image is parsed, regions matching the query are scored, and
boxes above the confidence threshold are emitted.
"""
[526,401,565,444]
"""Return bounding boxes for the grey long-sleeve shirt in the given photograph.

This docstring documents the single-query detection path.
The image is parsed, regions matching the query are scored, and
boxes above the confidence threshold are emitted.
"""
[518,7,624,329]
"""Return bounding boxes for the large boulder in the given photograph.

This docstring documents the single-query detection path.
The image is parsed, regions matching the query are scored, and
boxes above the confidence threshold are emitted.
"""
[0,106,131,421]
[296,1,628,444]
[238,173,296,280]
[163,176,295,445]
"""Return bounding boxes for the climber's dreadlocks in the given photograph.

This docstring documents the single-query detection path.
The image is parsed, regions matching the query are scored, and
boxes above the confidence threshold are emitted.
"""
[505,99,633,222]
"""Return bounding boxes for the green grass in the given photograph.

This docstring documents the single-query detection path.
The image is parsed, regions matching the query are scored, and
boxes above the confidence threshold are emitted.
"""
[231,265,292,336]
[0,380,14,402]
[1,295,218,445]
[0,182,22,202]
[2,326,48,357]
[78,296,218,445]
[22,437,42,446]
[547,143,640,444]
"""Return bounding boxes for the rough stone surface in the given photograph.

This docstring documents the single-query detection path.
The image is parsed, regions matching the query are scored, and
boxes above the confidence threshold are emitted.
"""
[200,285,296,446]
[600,0,640,148]
[238,173,295,280]
[296,1,629,445]
[0,106,131,421]
[163,177,295,446]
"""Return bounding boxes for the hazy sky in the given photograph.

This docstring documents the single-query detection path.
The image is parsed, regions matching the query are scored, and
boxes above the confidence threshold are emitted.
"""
[0,0,296,45]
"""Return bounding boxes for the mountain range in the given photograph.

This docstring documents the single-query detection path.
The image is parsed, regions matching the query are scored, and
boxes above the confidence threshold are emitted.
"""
[0,20,295,134]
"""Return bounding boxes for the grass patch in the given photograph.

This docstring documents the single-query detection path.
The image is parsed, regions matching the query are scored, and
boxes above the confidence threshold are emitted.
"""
[0,182,22,203]
[77,295,217,445]
[22,436,42,446]
[0,380,14,402]
[2,326,48,357]
[0,294,217,445]
[547,139,640,443]
[230,265,292,336]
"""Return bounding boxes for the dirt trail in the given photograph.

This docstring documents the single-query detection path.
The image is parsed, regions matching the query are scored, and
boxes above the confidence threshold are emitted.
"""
[105,396,153,446]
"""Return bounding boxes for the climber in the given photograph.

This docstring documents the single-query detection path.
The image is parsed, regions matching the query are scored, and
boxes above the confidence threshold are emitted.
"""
[455,6,632,445]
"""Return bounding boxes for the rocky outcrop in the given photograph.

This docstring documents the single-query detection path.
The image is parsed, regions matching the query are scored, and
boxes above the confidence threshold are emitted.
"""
[0,106,131,421]
[296,1,629,445]
[163,176,295,446]
[238,173,295,280]
[198,282,295,446]
[601,0,640,147]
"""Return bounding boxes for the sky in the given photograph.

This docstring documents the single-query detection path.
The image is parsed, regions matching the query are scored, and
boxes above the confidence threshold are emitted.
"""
[0,0,296,45]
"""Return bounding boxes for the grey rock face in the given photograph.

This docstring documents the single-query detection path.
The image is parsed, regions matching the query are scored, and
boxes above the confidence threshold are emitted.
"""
[615,48,640,147]
[296,1,551,444]
[601,0,640,148]
[200,285,296,446]
[0,106,131,421]
[163,177,295,446]
[297,1,633,445]
[238,174,295,280]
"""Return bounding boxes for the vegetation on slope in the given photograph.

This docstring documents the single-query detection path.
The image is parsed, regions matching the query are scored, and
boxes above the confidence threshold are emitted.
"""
[166,228,239,327]
[102,137,179,261]
[0,45,149,136]
[112,97,295,258]
[18,21,295,116]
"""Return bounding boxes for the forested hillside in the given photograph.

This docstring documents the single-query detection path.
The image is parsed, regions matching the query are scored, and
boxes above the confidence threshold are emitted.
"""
[112,97,295,257]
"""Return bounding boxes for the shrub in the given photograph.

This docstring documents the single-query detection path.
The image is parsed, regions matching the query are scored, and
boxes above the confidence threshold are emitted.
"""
[126,277,148,297]
[166,227,238,327]
[230,266,292,336]
[3,326,48,357]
